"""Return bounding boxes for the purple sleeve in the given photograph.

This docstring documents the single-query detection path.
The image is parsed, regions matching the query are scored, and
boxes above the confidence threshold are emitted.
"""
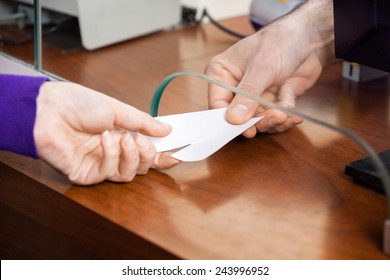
[0,74,49,158]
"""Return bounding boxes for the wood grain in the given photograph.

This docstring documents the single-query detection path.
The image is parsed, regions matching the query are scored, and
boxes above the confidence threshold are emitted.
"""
[1,17,389,259]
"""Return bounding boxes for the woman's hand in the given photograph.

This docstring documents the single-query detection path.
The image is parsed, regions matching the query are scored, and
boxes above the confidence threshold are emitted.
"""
[34,82,180,185]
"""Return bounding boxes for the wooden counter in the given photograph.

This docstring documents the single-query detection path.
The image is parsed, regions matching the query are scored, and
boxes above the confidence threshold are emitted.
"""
[1,17,389,259]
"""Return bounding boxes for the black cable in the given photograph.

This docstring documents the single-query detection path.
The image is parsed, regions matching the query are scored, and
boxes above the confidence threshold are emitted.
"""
[199,9,248,39]
[0,33,33,45]
[0,16,75,45]
[0,12,26,25]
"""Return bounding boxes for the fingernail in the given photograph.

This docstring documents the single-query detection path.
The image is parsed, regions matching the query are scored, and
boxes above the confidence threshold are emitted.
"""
[124,132,131,142]
[158,121,171,129]
[286,118,295,127]
[102,130,113,145]
[228,104,250,123]
[268,117,276,127]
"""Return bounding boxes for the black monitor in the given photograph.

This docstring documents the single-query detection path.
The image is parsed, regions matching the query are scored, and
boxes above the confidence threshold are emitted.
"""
[334,0,390,73]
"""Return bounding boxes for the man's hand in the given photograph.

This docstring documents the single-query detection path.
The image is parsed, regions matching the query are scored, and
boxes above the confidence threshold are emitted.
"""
[205,0,335,136]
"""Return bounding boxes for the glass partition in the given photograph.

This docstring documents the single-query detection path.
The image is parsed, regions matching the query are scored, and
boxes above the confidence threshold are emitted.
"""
[0,0,82,77]
[0,0,183,79]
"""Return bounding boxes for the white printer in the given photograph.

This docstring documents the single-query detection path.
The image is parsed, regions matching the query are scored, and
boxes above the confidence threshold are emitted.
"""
[13,0,181,50]
[249,0,304,29]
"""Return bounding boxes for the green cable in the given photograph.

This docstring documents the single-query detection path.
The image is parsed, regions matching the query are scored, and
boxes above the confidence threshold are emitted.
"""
[150,72,192,117]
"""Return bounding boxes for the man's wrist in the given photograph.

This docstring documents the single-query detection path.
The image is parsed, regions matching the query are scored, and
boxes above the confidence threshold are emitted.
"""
[298,0,335,66]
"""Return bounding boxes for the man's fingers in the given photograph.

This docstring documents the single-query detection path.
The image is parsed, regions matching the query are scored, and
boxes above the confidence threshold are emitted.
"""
[226,57,274,124]
[208,88,235,110]
[241,126,258,138]
[206,61,239,110]
[265,115,303,133]
[277,83,296,109]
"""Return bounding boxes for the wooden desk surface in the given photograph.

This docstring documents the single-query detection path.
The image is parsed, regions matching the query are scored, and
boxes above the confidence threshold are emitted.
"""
[1,17,390,259]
